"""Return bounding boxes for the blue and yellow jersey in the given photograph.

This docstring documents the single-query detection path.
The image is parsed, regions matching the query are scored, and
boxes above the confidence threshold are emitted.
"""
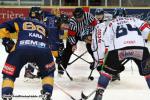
[0,17,50,51]
[43,11,64,51]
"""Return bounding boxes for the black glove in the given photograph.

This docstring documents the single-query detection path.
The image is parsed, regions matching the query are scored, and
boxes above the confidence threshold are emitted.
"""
[2,37,15,53]
[97,65,103,71]
[58,42,64,51]
[56,42,64,64]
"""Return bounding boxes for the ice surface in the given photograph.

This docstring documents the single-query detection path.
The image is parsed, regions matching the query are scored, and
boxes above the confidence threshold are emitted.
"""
[0,42,150,100]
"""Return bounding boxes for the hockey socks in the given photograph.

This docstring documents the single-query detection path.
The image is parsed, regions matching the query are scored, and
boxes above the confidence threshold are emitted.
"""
[2,77,14,98]
[98,72,112,89]
[145,74,150,88]
[42,75,54,95]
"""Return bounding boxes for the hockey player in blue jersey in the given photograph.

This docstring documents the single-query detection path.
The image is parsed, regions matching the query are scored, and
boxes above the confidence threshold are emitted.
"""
[24,8,65,78]
[0,7,55,100]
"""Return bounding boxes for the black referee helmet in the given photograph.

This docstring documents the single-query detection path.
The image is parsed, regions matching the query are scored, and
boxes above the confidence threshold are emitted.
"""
[73,8,84,19]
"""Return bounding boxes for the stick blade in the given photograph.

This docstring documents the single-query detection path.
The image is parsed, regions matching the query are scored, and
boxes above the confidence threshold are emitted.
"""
[81,91,88,100]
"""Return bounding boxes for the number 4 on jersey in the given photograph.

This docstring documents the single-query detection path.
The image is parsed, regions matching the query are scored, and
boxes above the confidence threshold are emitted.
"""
[116,24,141,38]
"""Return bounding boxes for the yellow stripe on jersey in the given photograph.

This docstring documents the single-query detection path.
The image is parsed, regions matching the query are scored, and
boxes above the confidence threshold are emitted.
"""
[2,79,14,88]
[42,76,54,86]
[14,22,19,33]
[0,28,11,38]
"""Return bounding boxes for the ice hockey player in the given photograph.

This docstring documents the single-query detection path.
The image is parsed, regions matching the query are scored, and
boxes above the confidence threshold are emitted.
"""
[93,8,150,100]
[58,7,97,76]
[24,8,64,78]
[0,6,55,100]
[94,8,120,81]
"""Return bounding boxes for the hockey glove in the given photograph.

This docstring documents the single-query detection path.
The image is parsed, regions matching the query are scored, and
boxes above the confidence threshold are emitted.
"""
[56,42,64,64]
[97,65,103,72]
[96,59,104,71]
[2,37,15,53]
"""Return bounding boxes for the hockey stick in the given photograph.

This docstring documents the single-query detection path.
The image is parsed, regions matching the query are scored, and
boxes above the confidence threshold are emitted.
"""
[72,53,92,64]
[88,58,130,81]
[88,69,94,81]
[81,89,97,100]
[59,64,73,81]
[82,59,130,99]
[68,51,88,65]
[54,83,78,100]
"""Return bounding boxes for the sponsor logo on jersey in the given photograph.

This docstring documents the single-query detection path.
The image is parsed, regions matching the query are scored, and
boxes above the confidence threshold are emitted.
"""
[118,49,143,60]
[97,29,102,43]
[123,40,136,44]
[19,40,46,48]
[2,63,16,76]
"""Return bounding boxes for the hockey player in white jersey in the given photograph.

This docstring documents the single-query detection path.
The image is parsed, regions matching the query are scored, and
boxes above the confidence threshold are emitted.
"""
[92,8,107,68]
[93,8,150,100]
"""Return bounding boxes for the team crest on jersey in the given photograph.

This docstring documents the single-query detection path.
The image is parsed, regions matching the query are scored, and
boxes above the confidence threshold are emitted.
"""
[118,49,143,60]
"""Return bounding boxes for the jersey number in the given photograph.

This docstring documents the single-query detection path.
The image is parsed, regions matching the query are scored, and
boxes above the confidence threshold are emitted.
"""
[116,24,141,38]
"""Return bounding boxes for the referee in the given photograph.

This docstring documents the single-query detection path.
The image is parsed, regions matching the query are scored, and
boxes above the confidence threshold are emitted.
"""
[58,7,97,75]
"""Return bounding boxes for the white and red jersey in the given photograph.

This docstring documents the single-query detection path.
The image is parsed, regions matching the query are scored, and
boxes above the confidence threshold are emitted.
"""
[91,22,107,62]
[104,16,150,51]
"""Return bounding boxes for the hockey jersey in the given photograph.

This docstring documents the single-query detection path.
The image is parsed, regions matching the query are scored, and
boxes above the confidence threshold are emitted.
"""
[0,17,50,51]
[91,22,107,62]
[104,16,150,51]
[43,11,64,51]
[68,12,97,45]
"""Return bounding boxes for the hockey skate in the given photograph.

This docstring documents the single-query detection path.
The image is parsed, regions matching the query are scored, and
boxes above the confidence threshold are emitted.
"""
[24,68,37,79]
[93,89,104,100]
[41,90,52,100]
[111,74,120,81]
[2,94,12,100]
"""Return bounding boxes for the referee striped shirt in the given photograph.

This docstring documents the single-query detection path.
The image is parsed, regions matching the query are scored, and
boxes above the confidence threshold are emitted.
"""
[68,12,97,45]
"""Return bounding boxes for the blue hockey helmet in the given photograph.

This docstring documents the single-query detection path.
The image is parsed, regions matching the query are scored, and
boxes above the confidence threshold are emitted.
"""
[95,8,104,15]
[113,8,127,18]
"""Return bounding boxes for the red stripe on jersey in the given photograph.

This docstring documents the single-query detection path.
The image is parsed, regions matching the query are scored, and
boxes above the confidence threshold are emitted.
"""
[90,19,97,26]
[139,22,149,31]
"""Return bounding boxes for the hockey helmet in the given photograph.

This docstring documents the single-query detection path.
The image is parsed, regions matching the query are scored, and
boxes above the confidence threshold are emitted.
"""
[73,8,84,19]
[29,6,43,20]
[113,8,127,18]
[95,8,104,15]
[55,14,69,28]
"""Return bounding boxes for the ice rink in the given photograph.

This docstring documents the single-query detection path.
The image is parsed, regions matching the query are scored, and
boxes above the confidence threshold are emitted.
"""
[0,42,150,100]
